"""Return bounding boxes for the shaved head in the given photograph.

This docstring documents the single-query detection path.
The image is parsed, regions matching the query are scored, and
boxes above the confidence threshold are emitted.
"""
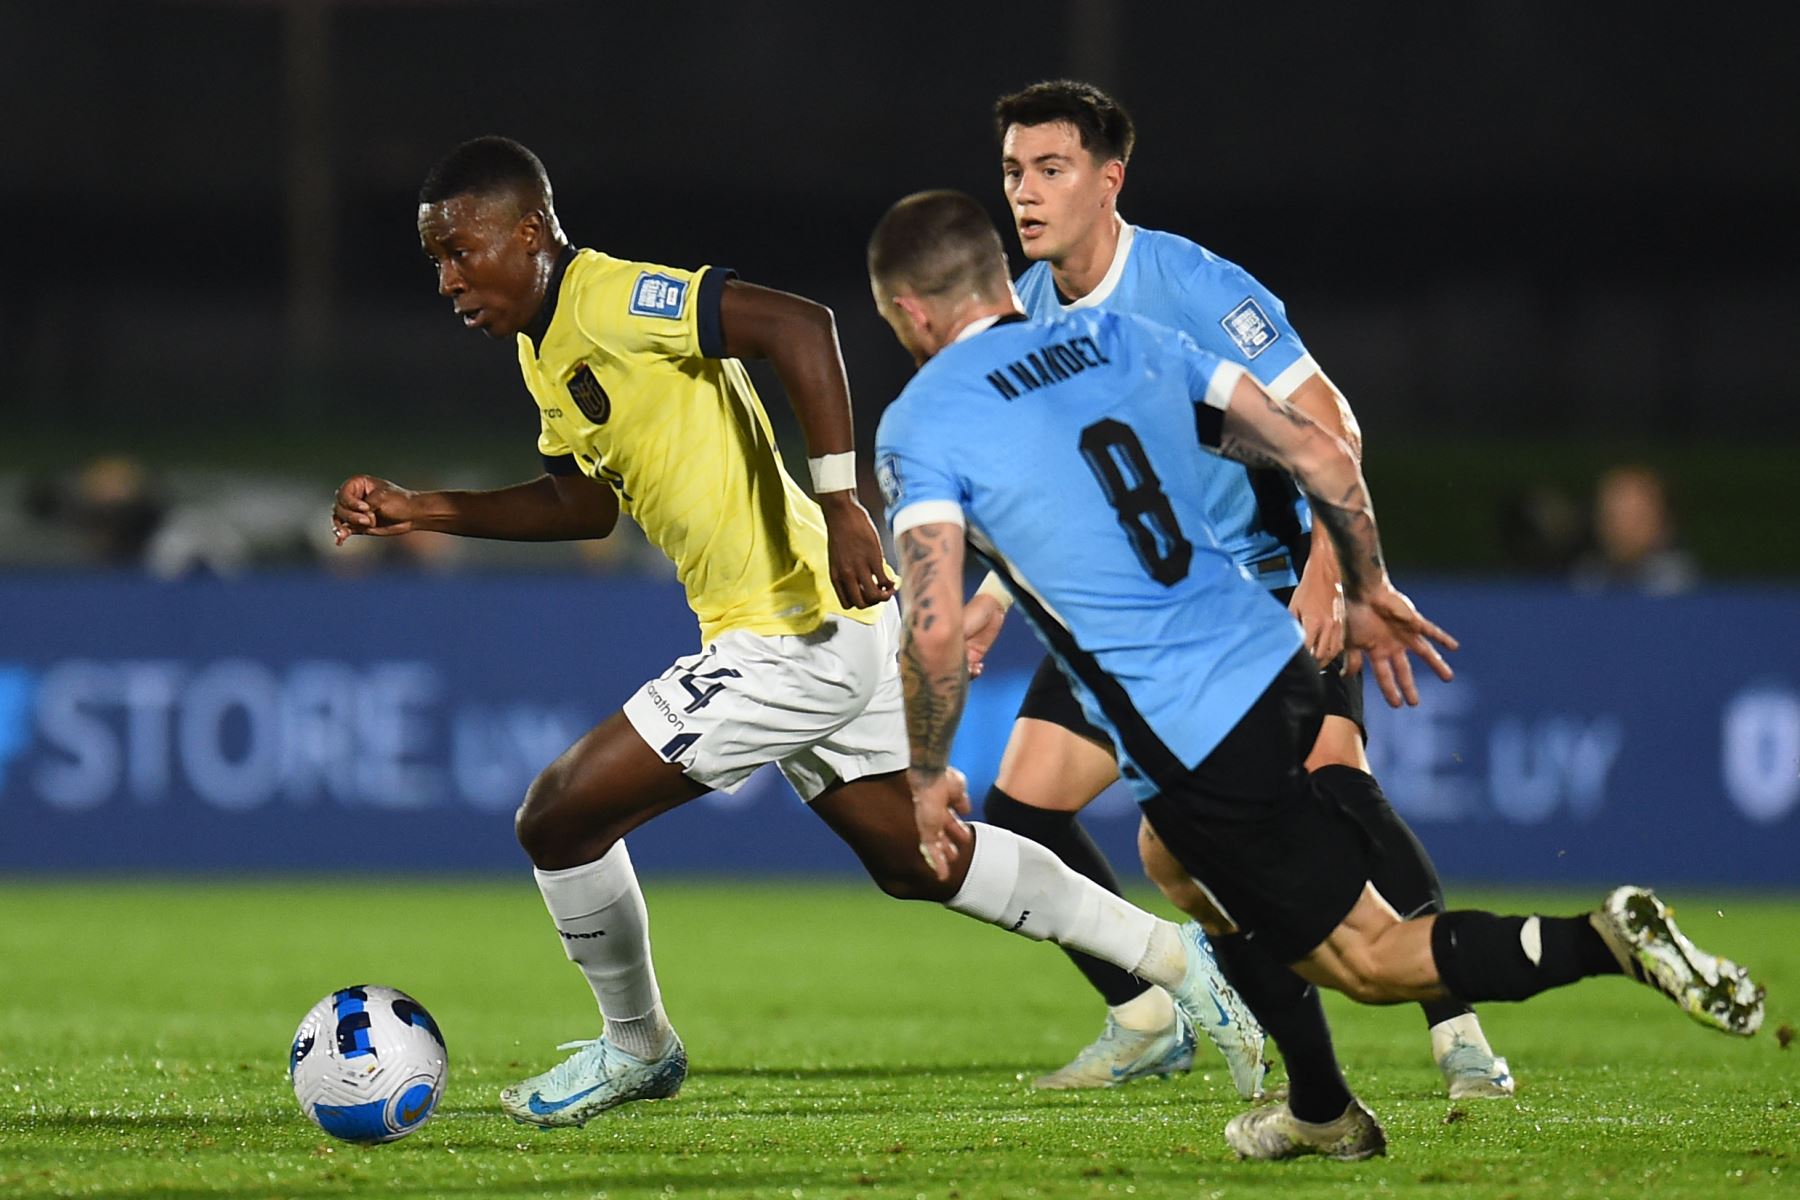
[867,190,1011,302]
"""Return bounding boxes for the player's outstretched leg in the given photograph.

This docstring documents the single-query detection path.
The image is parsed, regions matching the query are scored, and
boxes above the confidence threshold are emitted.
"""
[813,776,1266,1100]
[1309,885,1766,1038]
[501,713,705,1128]
[981,707,1195,1089]
[1311,757,1513,1099]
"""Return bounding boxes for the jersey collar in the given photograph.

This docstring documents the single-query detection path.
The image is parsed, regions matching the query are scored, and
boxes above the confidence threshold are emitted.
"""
[1060,215,1135,312]
[521,245,578,353]
[949,310,1029,345]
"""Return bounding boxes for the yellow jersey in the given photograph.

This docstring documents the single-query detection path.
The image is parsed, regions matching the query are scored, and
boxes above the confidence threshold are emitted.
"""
[516,248,878,644]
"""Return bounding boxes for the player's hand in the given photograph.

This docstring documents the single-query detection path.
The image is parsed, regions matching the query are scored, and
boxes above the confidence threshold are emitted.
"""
[818,491,896,609]
[1344,579,1459,707]
[911,765,973,881]
[962,593,1008,677]
[332,476,421,545]
[1288,568,1346,665]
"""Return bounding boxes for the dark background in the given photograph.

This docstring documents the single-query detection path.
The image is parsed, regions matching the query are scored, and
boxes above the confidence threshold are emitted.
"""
[2,0,1794,573]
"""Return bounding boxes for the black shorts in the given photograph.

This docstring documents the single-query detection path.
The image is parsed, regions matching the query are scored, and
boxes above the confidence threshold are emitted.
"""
[1271,585,1365,738]
[1139,651,1374,964]
[1015,589,1364,745]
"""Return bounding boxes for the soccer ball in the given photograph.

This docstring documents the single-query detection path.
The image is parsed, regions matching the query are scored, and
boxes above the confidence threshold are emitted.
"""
[289,985,448,1143]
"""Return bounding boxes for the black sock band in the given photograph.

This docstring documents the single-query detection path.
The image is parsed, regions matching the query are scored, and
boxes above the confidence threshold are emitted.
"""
[1432,911,1623,1003]
[1213,935,1351,1124]
[982,787,1149,1007]
[1314,764,1470,1028]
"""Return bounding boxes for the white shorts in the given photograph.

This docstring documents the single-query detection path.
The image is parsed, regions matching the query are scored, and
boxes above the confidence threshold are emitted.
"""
[622,603,907,802]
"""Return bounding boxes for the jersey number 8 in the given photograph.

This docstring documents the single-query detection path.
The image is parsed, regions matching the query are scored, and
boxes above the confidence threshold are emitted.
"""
[1078,419,1192,586]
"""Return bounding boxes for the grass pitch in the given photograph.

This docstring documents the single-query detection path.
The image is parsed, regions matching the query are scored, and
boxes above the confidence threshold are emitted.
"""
[0,878,1794,1199]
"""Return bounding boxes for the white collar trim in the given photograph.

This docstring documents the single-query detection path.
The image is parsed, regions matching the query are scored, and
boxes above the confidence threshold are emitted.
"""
[1061,215,1135,312]
[951,313,1005,344]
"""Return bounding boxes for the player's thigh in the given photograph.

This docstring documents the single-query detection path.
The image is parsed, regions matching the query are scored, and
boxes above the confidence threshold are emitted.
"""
[1291,884,1444,1004]
[1136,817,1235,933]
[519,711,708,869]
[1304,715,1369,772]
[994,659,1120,809]
[794,609,961,899]
[995,720,1119,811]
[1137,653,1361,963]
[778,604,909,804]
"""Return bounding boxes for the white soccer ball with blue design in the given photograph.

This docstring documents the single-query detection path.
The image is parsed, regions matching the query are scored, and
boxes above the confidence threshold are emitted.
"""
[290,985,448,1143]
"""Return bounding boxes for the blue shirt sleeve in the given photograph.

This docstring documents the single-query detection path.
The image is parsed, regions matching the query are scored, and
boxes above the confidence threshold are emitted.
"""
[1166,242,1315,396]
[874,395,968,536]
[1165,326,1245,449]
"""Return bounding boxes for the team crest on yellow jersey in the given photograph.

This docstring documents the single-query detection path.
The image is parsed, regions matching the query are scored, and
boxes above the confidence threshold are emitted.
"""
[567,365,611,424]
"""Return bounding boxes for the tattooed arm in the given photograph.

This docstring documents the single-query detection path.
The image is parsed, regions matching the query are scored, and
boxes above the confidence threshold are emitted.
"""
[1204,369,1460,707]
[896,520,975,877]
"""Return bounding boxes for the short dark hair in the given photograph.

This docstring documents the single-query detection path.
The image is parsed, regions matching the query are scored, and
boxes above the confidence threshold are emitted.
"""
[868,190,1009,300]
[993,80,1135,164]
[419,135,553,208]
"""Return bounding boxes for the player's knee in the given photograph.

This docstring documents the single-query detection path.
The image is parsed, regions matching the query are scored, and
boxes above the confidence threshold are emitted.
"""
[515,762,587,866]
[865,853,957,903]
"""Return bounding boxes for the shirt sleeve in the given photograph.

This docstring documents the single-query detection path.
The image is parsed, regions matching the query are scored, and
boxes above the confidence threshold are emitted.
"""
[1176,250,1319,401]
[536,410,579,474]
[874,401,967,537]
[571,261,736,362]
[1171,328,1247,449]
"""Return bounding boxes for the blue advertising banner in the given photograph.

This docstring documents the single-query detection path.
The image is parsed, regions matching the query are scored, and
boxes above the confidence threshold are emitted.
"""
[0,576,1795,885]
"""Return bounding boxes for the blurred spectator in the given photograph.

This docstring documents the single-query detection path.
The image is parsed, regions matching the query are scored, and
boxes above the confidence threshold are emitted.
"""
[1498,483,1584,575]
[22,457,168,567]
[1572,465,1699,595]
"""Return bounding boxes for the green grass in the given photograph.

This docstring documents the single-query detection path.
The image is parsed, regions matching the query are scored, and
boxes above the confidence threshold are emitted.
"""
[0,880,1794,1199]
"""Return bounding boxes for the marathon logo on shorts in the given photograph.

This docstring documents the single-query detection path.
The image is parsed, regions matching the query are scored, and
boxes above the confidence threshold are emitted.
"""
[1221,297,1279,359]
[629,272,688,319]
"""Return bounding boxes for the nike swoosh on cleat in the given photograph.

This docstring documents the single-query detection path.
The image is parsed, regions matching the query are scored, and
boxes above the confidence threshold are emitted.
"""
[1210,995,1231,1027]
[527,1085,602,1115]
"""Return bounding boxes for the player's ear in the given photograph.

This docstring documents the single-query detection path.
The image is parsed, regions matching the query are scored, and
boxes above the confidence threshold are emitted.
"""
[894,293,932,336]
[517,208,549,252]
[1102,158,1125,204]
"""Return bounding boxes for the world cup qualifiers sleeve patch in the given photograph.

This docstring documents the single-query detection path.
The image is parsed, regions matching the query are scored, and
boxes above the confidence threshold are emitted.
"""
[1220,297,1279,359]
[875,454,903,511]
[628,272,689,319]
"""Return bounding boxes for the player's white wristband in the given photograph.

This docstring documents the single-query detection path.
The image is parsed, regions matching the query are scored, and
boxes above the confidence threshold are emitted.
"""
[808,452,857,494]
[975,571,1015,612]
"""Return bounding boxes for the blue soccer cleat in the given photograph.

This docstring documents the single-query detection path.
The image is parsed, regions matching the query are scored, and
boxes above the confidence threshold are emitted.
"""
[1031,1003,1198,1089]
[1166,921,1268,1100]
[499,1034,687,1128]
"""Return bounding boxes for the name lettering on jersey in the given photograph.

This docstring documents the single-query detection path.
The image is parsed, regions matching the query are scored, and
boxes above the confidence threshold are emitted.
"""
[567,365,611,424]
[984,335,1111,401]
[628,272,689,319]
[1221,298,1279,359]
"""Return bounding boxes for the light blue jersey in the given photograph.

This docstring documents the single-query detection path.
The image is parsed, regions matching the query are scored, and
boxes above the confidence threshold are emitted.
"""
[875,310,1303,799]
[1015,221,1317,590]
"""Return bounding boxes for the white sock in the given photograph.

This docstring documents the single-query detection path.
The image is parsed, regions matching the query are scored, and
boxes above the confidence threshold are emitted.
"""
[945,823,1166,975]
[1429,1011,1494,1063]
[534,841,673,1060]
[1110,986,1176,1033]
[1130,921,1189,991]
